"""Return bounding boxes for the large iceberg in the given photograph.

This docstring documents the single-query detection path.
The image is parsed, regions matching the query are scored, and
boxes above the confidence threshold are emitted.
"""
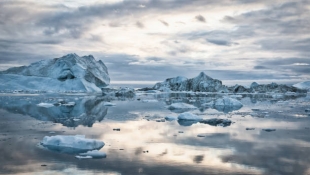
[153,72,228,92]
[0,53,110,93]
[41,135,105,154]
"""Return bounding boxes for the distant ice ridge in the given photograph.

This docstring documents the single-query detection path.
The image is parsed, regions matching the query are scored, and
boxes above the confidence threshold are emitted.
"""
[293,81,310,90]
[41,135,105,154]
[0,53,110,93]
[149,72,307,94]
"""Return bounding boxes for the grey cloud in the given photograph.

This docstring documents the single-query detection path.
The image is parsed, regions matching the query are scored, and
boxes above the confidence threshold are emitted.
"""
[254,66,268,69]
[206,39,236,46]
[136,21,144,28]
[254,57,310,75]
[159,20,169,26]
[195,15,206,23]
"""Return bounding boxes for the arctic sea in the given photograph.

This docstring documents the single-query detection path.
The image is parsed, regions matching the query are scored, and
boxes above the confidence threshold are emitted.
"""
[0,86,310,175]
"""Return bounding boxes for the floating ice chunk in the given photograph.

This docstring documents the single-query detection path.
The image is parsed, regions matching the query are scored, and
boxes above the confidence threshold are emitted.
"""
[165,116,177,121]
[142,99,158,103]
[178,112,202,121]
[62,102,76,106]
[200,118,232,127]
[168,103,197,110]
[37,103,54,108]
[103,102,116,106]
[229,95,242,98]
[41,135,104,154]
[213,97,243,113]
[214,97,243,107]
[76,150,107,159]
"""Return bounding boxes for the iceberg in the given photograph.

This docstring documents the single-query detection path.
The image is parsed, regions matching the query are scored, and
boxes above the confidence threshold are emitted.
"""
[0,53,110,93]
[168,103,197,110]
[178,112,202,121]
[199,118,232,127]
[203,97,243,113]
[153,72,228,92]
[41,135,105,154]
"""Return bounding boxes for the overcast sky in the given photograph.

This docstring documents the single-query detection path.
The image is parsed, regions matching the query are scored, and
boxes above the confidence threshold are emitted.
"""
[0,0,309,83]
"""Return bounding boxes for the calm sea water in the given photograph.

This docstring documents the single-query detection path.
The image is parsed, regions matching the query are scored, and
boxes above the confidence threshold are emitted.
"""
[0,92,310,175]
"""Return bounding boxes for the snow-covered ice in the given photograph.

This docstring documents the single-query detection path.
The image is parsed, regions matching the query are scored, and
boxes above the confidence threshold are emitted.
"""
[37,103,54,108]
[168,103,197,110]
[178,112,202,121]
[41,135,104,153]
[76,150,107,159]
[165,116,177,121]
[293,81,310,90]
[0,53,110,93]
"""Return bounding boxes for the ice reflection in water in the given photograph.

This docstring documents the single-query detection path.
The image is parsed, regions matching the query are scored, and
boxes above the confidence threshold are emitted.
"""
[0,92,309,175]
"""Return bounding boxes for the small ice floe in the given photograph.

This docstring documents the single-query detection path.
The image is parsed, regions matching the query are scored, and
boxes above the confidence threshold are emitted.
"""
[168,103,197,111]
[272,94,284,98]
[246,128,255,130]
[145,90,160,93]
[40,135,104,154]
[229,95,243,98]
[165,116,177,121]
[49,131,56,134]
[37,103,54,108]
[142,99,158,103]
[156,119,165,122]
[178,112,202,121]
[262,129,276,132]
[278,111,283,113]
[262,112,269,114]
[76,150,107,159]
[199,118,232,127]
[103,102,116,106]
[62,102,75,106]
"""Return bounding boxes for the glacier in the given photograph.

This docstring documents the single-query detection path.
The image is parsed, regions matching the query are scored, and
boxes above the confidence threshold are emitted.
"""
[0,53,110,93]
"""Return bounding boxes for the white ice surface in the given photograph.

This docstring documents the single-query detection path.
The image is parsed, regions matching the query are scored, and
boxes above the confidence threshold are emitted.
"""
[168,103,197,110]
[41,135,104,151]
[178,112,202,121]
[165,116,177,121]
[76,150,107,159]
[37,103,54,108]
[293,81,310,90]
